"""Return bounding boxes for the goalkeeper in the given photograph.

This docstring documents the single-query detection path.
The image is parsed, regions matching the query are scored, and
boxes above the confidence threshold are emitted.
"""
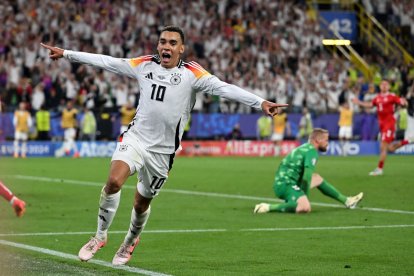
[254,128,363,214]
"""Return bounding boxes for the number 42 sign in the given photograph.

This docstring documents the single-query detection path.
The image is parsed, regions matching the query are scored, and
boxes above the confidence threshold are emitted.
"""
[319,11,357,41]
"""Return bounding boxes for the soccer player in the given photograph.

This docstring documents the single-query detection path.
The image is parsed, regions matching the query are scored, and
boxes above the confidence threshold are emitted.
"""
[41,25,288,265]
[61,101,80,157]
[254,128,363,214]
[353,80,412,176]
[13,102,32,158]
[338,101,353,156]
[0,180,26,217]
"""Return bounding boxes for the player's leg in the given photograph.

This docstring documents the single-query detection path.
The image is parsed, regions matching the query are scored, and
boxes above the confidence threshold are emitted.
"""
[13,132,20,158]
[254,181,305,214]
[78,160,131,261]
[370,140,388,175]
[312,173,347,204]
[79,137,143,261]
[21,133,28,158]
[71,128,80,157]
[113,151,169,265]
[0,180,26,217]
[313,173,363,208]
[66,128,79,157]
[112,190,152,265]
[63,128,71,155]
[387,139,411,152]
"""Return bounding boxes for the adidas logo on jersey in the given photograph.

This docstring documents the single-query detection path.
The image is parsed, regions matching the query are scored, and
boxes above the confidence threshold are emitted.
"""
[145,72,153,79]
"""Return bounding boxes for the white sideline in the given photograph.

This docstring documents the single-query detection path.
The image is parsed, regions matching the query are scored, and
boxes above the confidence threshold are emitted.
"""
[1,224,414,237]
[7,174,414,215]
[0,239,171,276]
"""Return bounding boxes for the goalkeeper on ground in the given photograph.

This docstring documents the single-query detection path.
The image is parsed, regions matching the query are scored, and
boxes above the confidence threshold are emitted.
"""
[254,128,363,214]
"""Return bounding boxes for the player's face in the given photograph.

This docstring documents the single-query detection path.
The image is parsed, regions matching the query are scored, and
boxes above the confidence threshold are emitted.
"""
[157,31,184,69]
[380,81,389,93]
[317,133,329,152]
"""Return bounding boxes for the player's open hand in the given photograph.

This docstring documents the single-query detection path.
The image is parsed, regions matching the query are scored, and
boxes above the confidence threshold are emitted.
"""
[261,101,288,117]
[351,97,360,104]
[40,43,64,60]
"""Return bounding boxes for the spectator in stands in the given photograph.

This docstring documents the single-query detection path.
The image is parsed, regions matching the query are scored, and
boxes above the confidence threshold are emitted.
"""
[31,83,45,113]
[226,123,243,140]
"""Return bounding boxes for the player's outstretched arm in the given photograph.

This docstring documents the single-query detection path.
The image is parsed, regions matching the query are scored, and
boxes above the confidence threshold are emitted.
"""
[41,43,64,60]
[41,43,135,78]
[261,101,288,117]
[352,97,373,108]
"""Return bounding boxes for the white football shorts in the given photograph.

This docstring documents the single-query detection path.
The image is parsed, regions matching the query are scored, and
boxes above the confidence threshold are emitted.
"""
[14,131,28,141]
[64,128,76,140]
[270,132,284,142]
[111,133,171,198]
[338,126,352,139]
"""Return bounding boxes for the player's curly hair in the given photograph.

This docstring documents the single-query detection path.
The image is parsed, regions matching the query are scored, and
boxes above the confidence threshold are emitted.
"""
[160,25,185,44]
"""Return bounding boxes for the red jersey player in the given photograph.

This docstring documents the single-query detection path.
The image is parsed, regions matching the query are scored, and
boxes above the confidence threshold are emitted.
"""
[354,80,411,175]
[0,180,26,217]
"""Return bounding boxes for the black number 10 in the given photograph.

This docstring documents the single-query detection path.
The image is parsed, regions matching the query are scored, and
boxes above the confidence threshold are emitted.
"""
[151,84,166,102]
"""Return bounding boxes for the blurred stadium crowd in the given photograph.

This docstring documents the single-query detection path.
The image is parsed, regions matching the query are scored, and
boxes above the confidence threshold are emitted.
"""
[0,0,413,131]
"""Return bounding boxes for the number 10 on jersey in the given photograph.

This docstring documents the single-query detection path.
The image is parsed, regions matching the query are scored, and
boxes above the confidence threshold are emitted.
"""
[151,84,166,102]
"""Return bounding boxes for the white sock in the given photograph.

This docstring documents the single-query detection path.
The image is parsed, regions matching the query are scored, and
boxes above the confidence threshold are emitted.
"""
[96,188,121,241]
[124,206,151,245]
[13,140,19,155]
[21,141,27,156]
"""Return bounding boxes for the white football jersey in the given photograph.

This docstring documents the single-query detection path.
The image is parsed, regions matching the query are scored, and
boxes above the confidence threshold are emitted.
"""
[63,51,265,154]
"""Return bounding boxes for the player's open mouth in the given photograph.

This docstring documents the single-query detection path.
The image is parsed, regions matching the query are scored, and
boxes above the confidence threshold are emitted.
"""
[162,53,171,62]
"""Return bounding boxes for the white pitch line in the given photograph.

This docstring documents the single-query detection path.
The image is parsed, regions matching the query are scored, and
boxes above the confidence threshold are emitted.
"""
[1,224,414,238]
[242,224,414,232]
[8,175,414,215]
[0,239,171,276]
[0,229,227,237]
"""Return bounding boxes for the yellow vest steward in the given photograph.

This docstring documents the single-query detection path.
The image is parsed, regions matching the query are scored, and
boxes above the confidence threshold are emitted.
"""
[62,108,78,129]
[14,111,31,132]
[36,110,50,131]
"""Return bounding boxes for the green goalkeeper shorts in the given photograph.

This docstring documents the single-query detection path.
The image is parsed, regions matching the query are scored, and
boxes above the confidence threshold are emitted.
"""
[273,181,305,203]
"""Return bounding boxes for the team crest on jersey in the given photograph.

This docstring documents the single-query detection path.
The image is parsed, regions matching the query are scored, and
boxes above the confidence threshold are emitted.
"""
[170,73,181,85]
[119,145,128,152]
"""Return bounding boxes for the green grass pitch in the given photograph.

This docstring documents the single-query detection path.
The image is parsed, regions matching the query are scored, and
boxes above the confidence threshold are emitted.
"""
[0,155,413,275]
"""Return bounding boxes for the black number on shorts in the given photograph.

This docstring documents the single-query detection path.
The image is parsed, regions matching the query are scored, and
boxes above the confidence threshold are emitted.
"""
[150,176,166,190]
[151,84,166,102]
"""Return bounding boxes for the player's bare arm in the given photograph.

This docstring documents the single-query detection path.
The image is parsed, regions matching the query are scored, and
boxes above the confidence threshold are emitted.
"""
[40,43,64,60]
[352,97,372,108]
[262,101,288,117]
[399,97,408,107]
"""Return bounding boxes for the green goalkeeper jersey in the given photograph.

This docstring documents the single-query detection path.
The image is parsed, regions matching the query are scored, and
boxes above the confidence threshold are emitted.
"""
[275,142,319,195]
